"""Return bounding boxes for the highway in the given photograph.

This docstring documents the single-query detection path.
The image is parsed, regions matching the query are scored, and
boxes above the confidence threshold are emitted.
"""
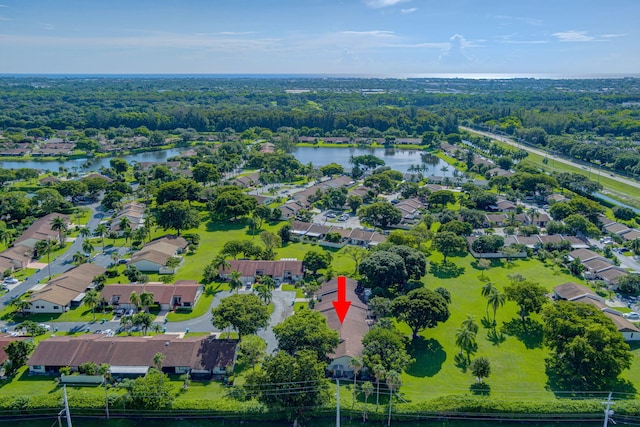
[460,126,640,192]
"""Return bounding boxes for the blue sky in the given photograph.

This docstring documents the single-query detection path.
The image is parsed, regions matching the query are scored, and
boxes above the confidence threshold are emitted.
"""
[0,0,639,75]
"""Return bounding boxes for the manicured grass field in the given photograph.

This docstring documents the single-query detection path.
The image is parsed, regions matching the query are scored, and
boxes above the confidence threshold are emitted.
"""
[392,251,640,401]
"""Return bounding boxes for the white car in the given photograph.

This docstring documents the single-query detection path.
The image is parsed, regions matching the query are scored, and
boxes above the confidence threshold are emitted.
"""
[624,312,639,320]
[3,277,19,285]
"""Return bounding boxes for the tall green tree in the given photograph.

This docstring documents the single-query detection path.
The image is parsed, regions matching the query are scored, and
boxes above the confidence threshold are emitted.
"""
[543,302,632,391]
[504,280,548,323]
[84,289,99,320]
[273,308,339,362]
[245,350,329,424]
[155,201,200,236]
[211,293,269,339]
[391,288,450,340]
[50,216,68,246]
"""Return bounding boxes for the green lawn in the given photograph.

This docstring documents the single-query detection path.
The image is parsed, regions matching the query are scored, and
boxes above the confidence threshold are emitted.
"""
[397,252,590,402]
[165,283,225,322]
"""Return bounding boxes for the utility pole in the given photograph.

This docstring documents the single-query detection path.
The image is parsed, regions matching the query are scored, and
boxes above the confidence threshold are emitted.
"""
[335,379,340,427]
[602,392,615,426]
[104,377,110,420]
[63,385,72,427]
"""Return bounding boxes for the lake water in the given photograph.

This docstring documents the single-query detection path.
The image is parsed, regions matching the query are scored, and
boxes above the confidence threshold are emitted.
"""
[292,146,455,176]
[0,148,186,173]
[0,147,454,177]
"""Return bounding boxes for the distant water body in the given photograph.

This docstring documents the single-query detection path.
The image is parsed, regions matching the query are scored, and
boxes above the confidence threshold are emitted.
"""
[1,73,639,80]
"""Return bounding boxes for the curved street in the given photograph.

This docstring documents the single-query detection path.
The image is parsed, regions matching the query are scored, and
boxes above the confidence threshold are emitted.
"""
[0,199,298,348]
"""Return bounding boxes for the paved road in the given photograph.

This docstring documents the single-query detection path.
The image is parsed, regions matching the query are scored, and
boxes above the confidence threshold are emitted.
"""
[257,289,295,353]
[460,126,640,191]
[2,287,297,342]
[0,201,104,308]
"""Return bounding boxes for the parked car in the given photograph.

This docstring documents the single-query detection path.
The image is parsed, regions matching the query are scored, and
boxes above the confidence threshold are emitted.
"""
[3,277,19,285]
[624,312,639,320]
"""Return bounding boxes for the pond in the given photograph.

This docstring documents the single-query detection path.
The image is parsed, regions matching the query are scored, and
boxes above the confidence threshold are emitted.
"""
[0,148,187,173]
[0,146,456,177]
[292,146,456,176]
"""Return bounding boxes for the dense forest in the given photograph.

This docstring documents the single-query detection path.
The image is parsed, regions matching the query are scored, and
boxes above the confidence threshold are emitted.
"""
[1,76,639,176]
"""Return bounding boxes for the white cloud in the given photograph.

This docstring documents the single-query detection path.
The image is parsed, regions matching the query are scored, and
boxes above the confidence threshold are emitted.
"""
[495,34,548,44]
[364,0,408,9]
[552,30,595,42]
[342,30,396,37]
[0,4,7,7]
[440,34,472,64]
[401,8,417,14]
[601,33,625,38]
[217,31,256,36]
[43,24,55,31]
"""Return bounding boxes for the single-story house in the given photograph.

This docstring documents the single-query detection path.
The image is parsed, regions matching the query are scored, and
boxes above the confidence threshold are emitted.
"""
[553,282,640,341]
[28,334,238,379]
[597,268,629,286]
[111,202,146,235]
[489,199,517,212]
[128,236,188,274]
[14,213,70,248]
[567,248,603,263]
[315,278,370,378]
[621,229,640,242]
[220,259,304,284]
[604,222,631,236]
[0,245,33,272]
[28,264,107,314]
[99,280,202,311]
[279,202,304,220]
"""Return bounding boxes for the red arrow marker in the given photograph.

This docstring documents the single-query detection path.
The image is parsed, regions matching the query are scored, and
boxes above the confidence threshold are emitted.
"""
[332,275,352,324]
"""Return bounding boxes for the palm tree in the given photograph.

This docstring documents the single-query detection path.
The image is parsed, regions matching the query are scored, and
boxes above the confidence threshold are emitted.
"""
[118,216,131,234]
[385,370,401,426]
[140,291,154,312]
[137,312,153,335]
[212,254,231,278]
[487,289,506,326]
[84,289,99,320]
[480,282,497,320]
[82,239,94,255]
[461,315,479,334]
[120,314,133,334]
[122,229,132,245]
[10,297,31,317]
[228,269,242,293]
[78,227,92,239]
[72,251,87,265]
[254,283,272,304]
[129,291,140,310]
[361,381,374,422]
[350,356,363,409]
[50,216,68,246]
[373,364,386,412]
[35,239,54,279]
[95,224,107,252]
[110,251,120,266]
[93,274,107,291]
[259,275,277,291]
[153,352,165,371]
[455,327,477,364]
